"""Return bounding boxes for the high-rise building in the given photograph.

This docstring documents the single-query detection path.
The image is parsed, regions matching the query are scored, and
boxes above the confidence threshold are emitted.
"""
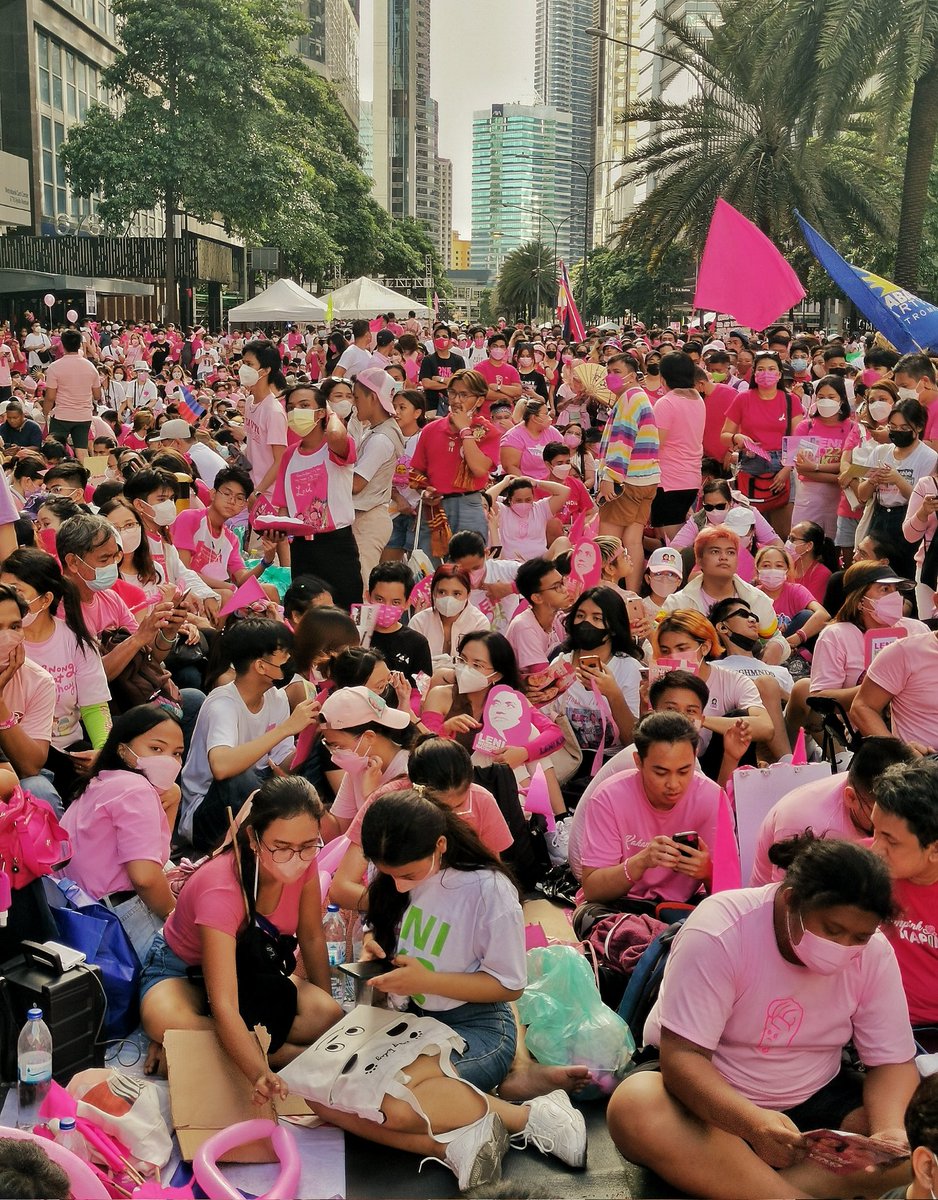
[534,0,596,262]
[358,100,374,180]
[592,0,642,245]
[438,157,453,267]
[298,0,361,128]
[470,104,574,278]
[450,232,471,271]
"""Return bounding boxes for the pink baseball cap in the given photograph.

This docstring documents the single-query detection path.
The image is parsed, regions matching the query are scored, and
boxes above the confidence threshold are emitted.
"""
[319,685,411,731]
[355,367,402,416]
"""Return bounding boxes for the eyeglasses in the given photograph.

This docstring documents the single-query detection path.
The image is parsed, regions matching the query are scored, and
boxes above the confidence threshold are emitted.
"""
[260,839,323,863]
[537,580,567,595]
[216,489,247,503]
[702,502,729,512]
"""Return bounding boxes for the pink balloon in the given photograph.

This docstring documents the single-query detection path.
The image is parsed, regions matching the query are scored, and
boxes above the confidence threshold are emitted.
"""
[316,834,350,878]
[193,1119,300,1200]
[43,293,55,307]
[66,309,78,323]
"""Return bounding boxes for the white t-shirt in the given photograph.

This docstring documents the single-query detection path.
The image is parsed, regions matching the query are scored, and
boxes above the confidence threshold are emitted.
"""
[717,654,792,698]
[25,619,110,749]
[336,345,373,377]
[870,440,938,508]
[189,442,227,488]
[393,867,526,1011]
[699,663,761,751]
[555,651,641,751]
[179,682,294,837]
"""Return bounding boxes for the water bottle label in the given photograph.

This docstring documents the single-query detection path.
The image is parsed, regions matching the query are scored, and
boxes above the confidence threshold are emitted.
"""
[19,1061,52,1083]
[327,941,345,967]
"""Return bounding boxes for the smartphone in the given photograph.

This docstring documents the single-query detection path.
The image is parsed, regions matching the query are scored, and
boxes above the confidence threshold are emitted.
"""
[626,597,646,629]
[579,654,602,670]
[673,831,699,851]
[338,960,394,983]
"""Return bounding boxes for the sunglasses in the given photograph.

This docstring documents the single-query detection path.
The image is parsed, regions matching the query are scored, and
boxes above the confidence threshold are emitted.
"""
[702,502,729,512]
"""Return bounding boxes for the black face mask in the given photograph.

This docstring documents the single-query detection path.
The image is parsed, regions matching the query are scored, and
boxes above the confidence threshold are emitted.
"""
[381,683,398,708]
[829,366,847,377]
[269,657,296,688]
[570,623,608,651]
[888,429,916,448]
[725,628,760,653]
[646,362,660,375]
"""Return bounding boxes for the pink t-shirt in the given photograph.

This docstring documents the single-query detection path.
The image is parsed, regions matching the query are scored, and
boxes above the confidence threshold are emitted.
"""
[702,383,738,461]
[505,606,566,672]
[809,618,930,692]
[644,884,916,1108]
[25,619,110,750]
[499,425,563,480]
[81,590,139,638]
[759,580,815,629]
[866,632,938,750]
[654,389,706,490]
[347,781,513,856]
[725,388,790,454]
[172,507,246,583]
[164,850,317,965]
[475,359,521,417]
[579,768,728,903]
[498,496,553,562]
[244,393,288,497]
[44,354,100,422]
[883,877,938,1024]
[60,769,169,898]
[749,775,858,886]
[3,655,56,743]
[537,475,592,528]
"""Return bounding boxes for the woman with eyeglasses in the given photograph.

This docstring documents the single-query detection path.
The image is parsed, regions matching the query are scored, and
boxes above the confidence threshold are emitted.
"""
[140,774,341,1089]
[668,479,782,583]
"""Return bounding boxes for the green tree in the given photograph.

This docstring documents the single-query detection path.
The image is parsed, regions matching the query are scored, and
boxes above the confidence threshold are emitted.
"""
[61,0,352,321]
[495,242,556,321]
[377,217,448,296]
[577,243,694,325]
[616,0,895,265]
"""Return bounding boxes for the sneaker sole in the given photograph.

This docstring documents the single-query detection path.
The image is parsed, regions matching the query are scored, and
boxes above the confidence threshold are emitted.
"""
[465,1114,509,1191]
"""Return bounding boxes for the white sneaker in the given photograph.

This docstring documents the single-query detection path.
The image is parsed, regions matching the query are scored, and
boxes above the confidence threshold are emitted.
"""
[547,816,571,866]
[513,1088,587,1168]
[432,1110,509,1191]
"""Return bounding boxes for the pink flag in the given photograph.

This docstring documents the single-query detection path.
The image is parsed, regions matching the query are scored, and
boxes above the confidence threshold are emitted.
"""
[218,575,267,618]
[523,763,556,833]
[693,199,805,329]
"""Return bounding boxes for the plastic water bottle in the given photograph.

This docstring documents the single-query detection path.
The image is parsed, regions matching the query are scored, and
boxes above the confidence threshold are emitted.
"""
[55,1116,85,1159]
[323,904,350,1009]
[17,1007,53,1129]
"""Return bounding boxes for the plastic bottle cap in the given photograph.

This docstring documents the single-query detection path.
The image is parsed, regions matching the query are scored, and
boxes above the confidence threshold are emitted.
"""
[326,904,339,912]
[60,1118,76,1131]
[27,1007,42,1020]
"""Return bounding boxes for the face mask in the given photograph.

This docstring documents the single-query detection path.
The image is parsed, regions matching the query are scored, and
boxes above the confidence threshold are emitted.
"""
[867,591,904,625]
[433,337,449,351]
[330,399,353,419]
[81,559,120,592]
[552,463,572,479]
[646,362,660,375]
[897,386,919,402]
[868,399,891,423]
[755,370,780,389]
[394,849,439,894]
[467,566,486,588]
[651,574,680,596]
[860,368,880,386]
[455,661,492,694]
[563,433,581,448]
[709,371,727,383]
[124,747,181,791]
[373,603,403,630]
[264,656,295,689]
[790,358,809,373]
[434,594,467,619]
[119,526,143,554]
[0,629,24,659]
[757,567,788,589]
[816,398,841,418]
[784,539,804,558]
[518,357,534,370]
[725,627,760,652]
[238,364,260,387]
[287,409,321,436]
[489,346,507,361]
[511,501,534,518]
[571,622,608,651]
[705,505,729,524]
[562,353,574,365]
[473,337,485,347]
[330,736,369,774]
[21,599,45,629]
[787,905,864,975]
[149,499,178,527]
[888,428,915,448]
[605,372,623,392]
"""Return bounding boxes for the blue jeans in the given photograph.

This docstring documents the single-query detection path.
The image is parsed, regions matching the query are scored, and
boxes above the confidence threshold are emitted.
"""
[191,765,271,855]
[416,493,489,561]
[139,931,191,1002]
[21,771,64,817]
[418,1000,517,1093]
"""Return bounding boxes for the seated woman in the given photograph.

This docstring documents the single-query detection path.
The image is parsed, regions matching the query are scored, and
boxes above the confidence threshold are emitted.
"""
[59,705,182,960]
[608,836,919,1200]
[487,474,570,563]
[753,544,830,646]
[140,775,341,1087]
[330,736,514,912]
[305,789,585,1191]
[669,479,781,582]
[409,565,489,671]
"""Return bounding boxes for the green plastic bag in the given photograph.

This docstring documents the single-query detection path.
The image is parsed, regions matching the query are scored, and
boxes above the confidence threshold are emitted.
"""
[517,944,634,1095]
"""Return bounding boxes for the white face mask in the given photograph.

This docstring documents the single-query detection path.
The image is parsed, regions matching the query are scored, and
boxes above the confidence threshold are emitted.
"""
[149,499,178,527]
[238,363,260,387]
[394,849,439,893]
[816,398,841,418]
[868,399,892,423]
[454,661,492,694]
[119,526,143,553]
[330,399,353,419]
[897,386,919,402]
[434,594,467,619]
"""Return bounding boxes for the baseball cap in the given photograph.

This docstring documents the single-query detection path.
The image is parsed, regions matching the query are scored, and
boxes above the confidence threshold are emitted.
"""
[647,547,683,574]
[702,339,726,354]
[842,563,914,594]
[157,419,194,442]
[355,366,402,416]
[723,505,755,534]
[319,685,411,732]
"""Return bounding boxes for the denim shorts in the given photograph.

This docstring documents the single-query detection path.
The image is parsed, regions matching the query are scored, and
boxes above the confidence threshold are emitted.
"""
[414,1000,517,1093]
[139,931,192,1002]
[388,511,417,550]
[835,514,860,548]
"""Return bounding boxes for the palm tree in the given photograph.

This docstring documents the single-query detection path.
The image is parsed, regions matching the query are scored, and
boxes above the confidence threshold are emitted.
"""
[761,0,938,289]
[615,0,895,268]
[495,242,556,321]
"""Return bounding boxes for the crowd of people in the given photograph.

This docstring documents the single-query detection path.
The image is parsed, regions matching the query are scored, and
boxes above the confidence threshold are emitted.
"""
[1,308,937,1199]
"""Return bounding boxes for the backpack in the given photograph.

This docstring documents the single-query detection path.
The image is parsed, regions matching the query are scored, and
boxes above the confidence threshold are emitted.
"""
[98,628,183,718]
[472,763,551,890]
[616,921,684,1048]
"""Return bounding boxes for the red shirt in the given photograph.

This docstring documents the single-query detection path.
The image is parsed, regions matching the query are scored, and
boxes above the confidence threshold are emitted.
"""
[702,383,738,461]
[883,876,938,1024]
[410,416,500,495]
[473,359,521,418]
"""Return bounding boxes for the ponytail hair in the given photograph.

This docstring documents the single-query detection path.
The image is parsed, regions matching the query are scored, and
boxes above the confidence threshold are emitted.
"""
[361,789,517,957]
[767,832,898,923]
[243,338,287,392]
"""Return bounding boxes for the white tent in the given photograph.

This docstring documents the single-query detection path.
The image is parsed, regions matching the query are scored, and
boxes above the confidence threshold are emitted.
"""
[227,278,327,325]
[319,277,431,320]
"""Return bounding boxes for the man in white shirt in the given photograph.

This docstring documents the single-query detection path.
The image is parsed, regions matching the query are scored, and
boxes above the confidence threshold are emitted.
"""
[155,418,227,487]
[125,363,159,410]
[351,367,405,589]
[333,319,374,378]
[23,322,52,368]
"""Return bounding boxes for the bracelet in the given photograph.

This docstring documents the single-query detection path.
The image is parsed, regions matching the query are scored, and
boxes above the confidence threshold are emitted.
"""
[458,427,474,440]
[0,711,22,730]
[156,629,176,647]
[796,628,808,646]
[623,857,635,884]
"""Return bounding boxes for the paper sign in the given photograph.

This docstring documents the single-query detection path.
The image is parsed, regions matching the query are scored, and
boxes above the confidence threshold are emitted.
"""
[218,575,267,618]
[83,454,108,480]
[804,1129,908,1175]
[782,436,842,467]
[570,539,602,590]
[864,625,907,667]
[473,684,533,754]
[649,657,701,684]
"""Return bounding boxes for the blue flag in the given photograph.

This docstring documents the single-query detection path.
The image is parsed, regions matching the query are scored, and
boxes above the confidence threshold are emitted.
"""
[795,211,938,353]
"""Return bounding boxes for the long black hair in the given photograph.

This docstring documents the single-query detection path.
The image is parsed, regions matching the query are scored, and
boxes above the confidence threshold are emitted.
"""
[2,547,96,652]
[361,789,516,957]
[768,833,898,923]
[235,775,324,902]
[71,704,182,800]
[562,585,642,661]
[242,339,287,391]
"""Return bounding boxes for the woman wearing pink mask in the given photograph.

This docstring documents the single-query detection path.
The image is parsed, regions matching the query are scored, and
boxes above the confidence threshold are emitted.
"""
[721,352,798,537]
[141,776,341,1090]
[609,835,918,1200]
[59,705,183,962]
[499,399,562,480]
[789,374,856,541]
[809,563,928,712]
[836,380,900,569]
[409,564,489,670]
[488,474,570,563]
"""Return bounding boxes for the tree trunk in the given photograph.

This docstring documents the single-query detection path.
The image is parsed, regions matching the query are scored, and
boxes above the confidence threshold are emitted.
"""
[894,48,938,291]
[164,189,179,325]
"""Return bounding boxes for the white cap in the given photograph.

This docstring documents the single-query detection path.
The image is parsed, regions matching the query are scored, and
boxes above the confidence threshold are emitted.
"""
[724,505,755,534]
[647,547,683,574]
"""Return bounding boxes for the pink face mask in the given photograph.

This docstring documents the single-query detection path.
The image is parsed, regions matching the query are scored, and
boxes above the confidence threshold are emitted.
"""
[373,603,403,630]
[489,346,507,361]
[866,591,904,625]
[433,337,449,351]
[125,747,181,791]
[860,368,881,386]
[755,369,780,389]
[605,372,624,392]
[260,848,309,883]
[330,737,369,774]
[564,433,581,448]
[0,629,24,660]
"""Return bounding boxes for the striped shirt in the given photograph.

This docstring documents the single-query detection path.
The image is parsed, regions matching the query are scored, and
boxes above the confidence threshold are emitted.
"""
[598,386,660,487]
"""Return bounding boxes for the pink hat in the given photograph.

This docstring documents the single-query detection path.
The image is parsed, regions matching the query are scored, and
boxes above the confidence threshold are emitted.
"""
[355,367,402,416]
[319,685,411,731]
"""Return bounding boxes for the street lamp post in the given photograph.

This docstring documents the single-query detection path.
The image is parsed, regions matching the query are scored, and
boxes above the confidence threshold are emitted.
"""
[560,155,629,315]
[501,201,574,321]
[584,25,706,91]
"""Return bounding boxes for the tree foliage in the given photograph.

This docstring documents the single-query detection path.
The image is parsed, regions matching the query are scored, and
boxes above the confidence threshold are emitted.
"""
[495,241,556,321]
[577,243,695,326]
